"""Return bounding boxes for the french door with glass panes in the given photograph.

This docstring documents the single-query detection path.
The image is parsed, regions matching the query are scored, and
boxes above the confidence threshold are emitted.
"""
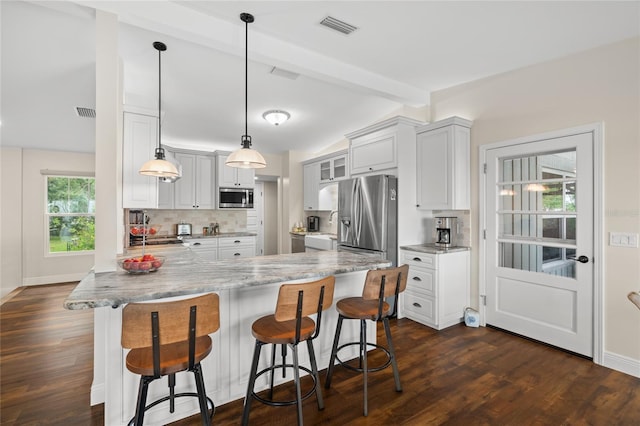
[484,131,594,357]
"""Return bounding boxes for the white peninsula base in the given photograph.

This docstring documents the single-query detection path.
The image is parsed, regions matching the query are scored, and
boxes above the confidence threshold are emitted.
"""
[92,271,374,425]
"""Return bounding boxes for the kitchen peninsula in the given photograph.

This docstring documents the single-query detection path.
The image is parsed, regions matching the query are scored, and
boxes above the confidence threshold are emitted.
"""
[65,249,391,425]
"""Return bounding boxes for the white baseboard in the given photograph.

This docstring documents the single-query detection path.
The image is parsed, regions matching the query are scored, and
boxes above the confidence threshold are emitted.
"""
[602,351,640,378]
[22,272,86,286]
[91,382,105,406]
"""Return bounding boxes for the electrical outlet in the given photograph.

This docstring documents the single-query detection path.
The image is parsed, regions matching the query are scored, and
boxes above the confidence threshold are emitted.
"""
[610,232,639,248]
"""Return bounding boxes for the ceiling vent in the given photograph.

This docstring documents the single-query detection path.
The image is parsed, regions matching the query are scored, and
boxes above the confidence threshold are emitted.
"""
[269,67,300,80]
[319,16,358,35]
[75,107,96,118]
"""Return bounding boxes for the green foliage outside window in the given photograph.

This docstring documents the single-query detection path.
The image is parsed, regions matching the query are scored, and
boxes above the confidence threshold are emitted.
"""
[47,176,95,253]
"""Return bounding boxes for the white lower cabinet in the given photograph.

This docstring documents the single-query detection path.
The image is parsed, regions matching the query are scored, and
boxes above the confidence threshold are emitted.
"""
[399,248,470,330]
[218,236,256,259]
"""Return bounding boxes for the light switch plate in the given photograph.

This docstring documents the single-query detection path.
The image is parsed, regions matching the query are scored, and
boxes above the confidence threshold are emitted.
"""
[610,232,639,248]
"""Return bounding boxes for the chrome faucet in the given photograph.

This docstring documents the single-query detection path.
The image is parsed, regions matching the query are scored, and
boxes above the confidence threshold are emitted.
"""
[329,210,338,224]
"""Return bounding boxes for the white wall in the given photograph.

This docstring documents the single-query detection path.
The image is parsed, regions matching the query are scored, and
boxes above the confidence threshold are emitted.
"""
[20,149,96,285]
[1,148,23,297]
[430,37,640,364]
[263,181,278,255]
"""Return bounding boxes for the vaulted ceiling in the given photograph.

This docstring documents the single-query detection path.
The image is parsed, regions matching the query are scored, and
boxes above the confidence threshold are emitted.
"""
[2,1,639,155]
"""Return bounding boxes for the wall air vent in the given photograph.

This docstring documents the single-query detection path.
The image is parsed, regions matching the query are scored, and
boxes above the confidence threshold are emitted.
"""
[75,107,96,118]
[269,67,300,80]
[319,16,358,35]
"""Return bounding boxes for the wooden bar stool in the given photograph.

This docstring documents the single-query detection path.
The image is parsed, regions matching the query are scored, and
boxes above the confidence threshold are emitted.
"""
[324,265,408,416]
[242,276,335,426]
[121,293,220,426]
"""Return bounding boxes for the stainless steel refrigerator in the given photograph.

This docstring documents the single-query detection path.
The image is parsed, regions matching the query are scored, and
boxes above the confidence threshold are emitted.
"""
[337,174,398,266]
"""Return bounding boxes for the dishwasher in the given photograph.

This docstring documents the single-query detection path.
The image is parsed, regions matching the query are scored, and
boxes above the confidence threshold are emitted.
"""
[290,233,305,253]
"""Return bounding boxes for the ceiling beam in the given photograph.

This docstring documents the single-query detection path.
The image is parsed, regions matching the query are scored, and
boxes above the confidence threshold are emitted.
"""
[73,0,429,106]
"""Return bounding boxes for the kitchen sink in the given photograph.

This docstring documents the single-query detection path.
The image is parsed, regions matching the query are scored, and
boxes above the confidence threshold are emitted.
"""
[304,234,336,251]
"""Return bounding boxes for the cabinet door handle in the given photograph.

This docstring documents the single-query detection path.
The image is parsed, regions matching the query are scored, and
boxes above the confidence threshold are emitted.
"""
[413,302,422,308]
[412,276,422,281]
[413,257,422,262]
[416,204,420,207]
[368,167,373,171]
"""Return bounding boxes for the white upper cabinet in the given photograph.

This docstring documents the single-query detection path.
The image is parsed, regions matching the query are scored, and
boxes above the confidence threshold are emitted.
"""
[174,153,215,209]
[303,150,348,211]
[319,154,348,183]
[416,117,472,210]
[122,112,158,209]
[217,154,254,188]
[303,162,321,211]
[347,116,424,176]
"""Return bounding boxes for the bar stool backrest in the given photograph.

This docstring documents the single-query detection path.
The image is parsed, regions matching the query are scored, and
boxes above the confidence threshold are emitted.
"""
[362,264,409,301]
[274,276,335,322]
[122,293,220,349]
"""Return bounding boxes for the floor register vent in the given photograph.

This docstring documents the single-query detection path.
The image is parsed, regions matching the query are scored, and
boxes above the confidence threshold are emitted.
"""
[319,16,358,35]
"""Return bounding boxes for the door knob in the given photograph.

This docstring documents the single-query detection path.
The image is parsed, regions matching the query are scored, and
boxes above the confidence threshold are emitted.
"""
[569,255,590,263]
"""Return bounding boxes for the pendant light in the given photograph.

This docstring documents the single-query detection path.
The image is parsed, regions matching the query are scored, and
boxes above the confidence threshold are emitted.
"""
[226,13,267,169]
[139,41,180,178]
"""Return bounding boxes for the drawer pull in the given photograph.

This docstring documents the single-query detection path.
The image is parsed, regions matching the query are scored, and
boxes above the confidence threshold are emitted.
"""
[193,242,201,246]
[413,257,422,262]
[413,302,422,308]
[234,253,241,256]
[234,240,241,243]
[412,276,422,281]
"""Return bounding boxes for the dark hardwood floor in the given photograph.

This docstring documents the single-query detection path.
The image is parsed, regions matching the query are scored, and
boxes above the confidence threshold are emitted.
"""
[1,283,639,425]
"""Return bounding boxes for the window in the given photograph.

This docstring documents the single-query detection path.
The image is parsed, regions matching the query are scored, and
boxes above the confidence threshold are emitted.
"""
[46,176,95,253]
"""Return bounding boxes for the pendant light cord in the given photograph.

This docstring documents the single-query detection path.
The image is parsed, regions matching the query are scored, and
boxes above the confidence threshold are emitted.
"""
[244,16,248,139]
[158,46,162,150]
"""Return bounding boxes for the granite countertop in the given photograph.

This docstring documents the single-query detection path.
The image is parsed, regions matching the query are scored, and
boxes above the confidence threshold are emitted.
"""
[400,243,471,254]
[182,231,257,239]
[290,231,337,240]
[64,249,391,310]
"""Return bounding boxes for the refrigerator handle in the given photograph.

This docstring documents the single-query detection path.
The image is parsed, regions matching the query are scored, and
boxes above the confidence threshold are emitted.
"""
[354,178,362,246]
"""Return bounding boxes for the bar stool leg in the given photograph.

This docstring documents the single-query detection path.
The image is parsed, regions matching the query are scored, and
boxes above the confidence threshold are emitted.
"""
[242,340,263,426]
[291,343,304,426]
[193,363,212,426]
[306,339,324,410]
[133,376,152,426]
[360,319,368,417]
[383,317,402,392]
[269,343,277,399]
[325,315,344,389]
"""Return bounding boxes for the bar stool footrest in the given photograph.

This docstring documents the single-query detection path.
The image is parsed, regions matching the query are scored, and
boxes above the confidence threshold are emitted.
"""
[252,363,318,407]
[335,341,392,373]
[127,393,215,426]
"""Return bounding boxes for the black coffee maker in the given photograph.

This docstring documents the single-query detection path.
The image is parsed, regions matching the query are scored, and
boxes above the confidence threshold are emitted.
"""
[307,216,320,232]
[435,217,457,248]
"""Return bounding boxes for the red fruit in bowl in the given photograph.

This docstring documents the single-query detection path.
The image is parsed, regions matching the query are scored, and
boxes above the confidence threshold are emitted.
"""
[139,261,151,271]
[150,227,157,235]
[131,227,139,235]
[142,254,154,261]
[152,260,162,268]
[129,261,139,270]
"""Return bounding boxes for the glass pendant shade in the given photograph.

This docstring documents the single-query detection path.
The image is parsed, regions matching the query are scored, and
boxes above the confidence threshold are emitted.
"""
[226,146,267,169]
[139,148,180,177]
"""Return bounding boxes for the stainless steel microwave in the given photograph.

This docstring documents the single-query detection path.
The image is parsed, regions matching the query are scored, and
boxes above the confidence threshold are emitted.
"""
[219,187,254,208]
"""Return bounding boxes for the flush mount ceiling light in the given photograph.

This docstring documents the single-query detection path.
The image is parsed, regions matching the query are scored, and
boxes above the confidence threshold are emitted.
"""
[139,41,180,179]
[226,13,267,169]
[262,110,290,126]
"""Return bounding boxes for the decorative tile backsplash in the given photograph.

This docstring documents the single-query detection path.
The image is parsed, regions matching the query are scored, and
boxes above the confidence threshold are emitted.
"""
[128,209,248,237]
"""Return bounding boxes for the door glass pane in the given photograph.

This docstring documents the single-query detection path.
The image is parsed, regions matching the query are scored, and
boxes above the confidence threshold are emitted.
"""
[497,149,577,279]
[333,157,346,178]
[320,161,331,180]
[499,242,576,278]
